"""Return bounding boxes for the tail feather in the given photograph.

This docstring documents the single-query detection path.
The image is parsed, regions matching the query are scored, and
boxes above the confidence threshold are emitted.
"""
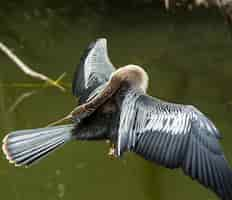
[12,135,65,164]
[17,138,65,166]
[5,128,70,154]
[2,124,74,167]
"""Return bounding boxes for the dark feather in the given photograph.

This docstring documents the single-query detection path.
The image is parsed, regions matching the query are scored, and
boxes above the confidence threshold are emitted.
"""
[116,89,232,200]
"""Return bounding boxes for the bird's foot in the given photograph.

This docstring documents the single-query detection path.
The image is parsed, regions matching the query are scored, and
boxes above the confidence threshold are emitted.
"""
[108,144,117,159]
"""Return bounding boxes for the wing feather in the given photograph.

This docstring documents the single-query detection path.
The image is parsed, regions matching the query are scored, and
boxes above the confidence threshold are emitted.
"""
[117,90,232,200]
[72,38,115,103]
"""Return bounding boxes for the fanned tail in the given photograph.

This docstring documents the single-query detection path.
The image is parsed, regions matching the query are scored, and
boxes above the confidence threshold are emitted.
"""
[2,124,74,167]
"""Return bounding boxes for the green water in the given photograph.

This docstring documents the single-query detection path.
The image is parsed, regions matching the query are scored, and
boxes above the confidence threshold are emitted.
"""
[0,4,232,200]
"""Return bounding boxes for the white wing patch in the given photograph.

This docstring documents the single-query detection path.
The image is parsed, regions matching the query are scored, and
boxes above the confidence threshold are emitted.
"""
[84,49,98,88]
[84,39,112,88]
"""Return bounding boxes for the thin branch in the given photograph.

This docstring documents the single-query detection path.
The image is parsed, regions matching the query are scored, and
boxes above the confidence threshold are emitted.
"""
[0,42,65,92]
[46,113,72,127]
[8,91,37,113]
[0,82,71,88]
[42,72,67,89]
[6,73,68,113]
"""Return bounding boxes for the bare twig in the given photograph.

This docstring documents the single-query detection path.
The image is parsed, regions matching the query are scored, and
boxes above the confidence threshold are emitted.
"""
[8,90,37,113]
[47,113,72,127]
[6,72,67,113]
[0,42,65,91]
[0,82,71,88]
[42,72,67,89]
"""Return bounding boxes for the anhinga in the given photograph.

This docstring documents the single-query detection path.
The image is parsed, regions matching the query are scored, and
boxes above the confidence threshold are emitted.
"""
[2,38,232,200]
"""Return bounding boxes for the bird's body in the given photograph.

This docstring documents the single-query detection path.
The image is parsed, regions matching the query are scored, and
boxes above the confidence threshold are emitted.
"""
[2,38,232,200]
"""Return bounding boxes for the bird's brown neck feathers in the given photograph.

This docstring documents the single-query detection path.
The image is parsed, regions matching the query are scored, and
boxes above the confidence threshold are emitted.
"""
[49,65,149,128]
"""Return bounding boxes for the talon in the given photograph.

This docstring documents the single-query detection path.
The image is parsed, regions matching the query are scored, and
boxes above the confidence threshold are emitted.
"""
[108,144,116,158]
[108,148,115,158]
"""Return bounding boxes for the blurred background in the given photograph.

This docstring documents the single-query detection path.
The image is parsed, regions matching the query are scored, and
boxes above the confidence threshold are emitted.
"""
[0,1,232,200]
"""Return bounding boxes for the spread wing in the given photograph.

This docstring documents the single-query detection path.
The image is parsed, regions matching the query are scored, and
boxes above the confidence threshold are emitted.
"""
[72,38,116,104]
[117,90,232,200]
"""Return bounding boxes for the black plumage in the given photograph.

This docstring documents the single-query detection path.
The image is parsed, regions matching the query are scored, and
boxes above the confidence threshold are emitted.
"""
[119,92,232,199]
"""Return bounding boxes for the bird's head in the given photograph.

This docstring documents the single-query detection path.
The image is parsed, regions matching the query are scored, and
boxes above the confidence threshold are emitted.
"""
[111,64,149,93]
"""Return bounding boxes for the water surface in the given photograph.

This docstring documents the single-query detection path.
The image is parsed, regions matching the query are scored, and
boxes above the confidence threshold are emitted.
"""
[0,5,232,200]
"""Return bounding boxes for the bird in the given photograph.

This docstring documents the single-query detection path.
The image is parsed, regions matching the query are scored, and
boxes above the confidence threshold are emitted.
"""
[2,38,232,200]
